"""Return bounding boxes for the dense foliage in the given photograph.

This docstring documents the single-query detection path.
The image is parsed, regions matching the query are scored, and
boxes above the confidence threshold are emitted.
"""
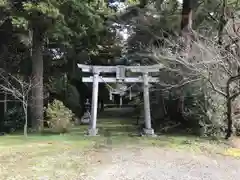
[46,99,74,133]
[1,0,240,138]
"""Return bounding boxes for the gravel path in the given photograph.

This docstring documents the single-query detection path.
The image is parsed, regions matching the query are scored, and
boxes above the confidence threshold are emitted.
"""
[83,147,240,180]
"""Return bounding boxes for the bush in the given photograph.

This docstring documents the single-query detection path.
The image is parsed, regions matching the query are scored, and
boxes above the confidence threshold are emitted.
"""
[2,105,25,133]
[46,100,74,134]
[48,74,82,117]
[151,80,227,137]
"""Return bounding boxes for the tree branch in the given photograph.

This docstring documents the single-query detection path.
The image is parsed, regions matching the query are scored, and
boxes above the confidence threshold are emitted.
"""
[230,91,240,101]
[207,78,227,97]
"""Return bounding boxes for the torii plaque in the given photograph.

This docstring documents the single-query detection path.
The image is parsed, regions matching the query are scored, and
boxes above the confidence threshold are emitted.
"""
[77,64,163,136]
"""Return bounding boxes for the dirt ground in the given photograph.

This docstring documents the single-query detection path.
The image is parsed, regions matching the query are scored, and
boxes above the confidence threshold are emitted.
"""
[81,146,240,180]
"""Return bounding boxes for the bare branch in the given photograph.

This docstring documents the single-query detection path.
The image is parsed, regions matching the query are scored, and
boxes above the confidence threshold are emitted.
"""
[207,78,227,97]
[0,70,44,137]
[230,91,240,101]
[158,78,202,91]
[0,85,23,101]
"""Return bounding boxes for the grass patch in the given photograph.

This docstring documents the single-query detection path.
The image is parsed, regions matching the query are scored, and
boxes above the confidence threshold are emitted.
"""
[224,148,240,157]
[0,134,94,180]
[0,131,230,180]
[0,108,235,179]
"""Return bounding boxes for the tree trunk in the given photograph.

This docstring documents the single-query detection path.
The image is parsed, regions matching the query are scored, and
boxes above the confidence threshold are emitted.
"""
[226,98,232,139]
[173,1,194,124]
[23,102,28,137]
[181,0,194,30]
[0,45,8,119]
[225,75,240,139]
[30,27,44,132]
[218,0,227,45]
[180,0,195,56]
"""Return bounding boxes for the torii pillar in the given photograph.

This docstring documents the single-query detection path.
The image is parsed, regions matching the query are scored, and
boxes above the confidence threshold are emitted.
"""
[142,72,154,136]
[88,70,99,136]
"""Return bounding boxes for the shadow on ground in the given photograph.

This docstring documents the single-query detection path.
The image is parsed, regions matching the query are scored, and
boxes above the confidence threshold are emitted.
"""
[72,107,140,137]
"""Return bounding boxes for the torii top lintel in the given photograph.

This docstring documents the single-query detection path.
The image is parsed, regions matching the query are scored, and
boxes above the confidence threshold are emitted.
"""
[77,64,164,74]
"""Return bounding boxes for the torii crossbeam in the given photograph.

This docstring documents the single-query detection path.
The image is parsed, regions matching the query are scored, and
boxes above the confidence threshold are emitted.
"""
[77,64,163,136]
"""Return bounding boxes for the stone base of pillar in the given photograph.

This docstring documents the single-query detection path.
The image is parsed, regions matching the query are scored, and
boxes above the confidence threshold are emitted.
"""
[87,128,98,136]
[142,128,157,137]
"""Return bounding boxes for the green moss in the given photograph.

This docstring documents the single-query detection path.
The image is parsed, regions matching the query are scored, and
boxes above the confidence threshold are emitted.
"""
[223,148,240,157]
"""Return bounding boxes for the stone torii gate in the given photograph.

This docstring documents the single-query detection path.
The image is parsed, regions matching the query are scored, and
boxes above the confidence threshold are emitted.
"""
[77,64,163,136]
